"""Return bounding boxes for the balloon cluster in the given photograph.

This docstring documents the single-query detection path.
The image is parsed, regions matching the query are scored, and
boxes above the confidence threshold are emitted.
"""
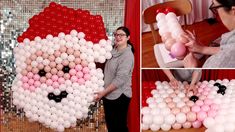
[141,79,235,131]
[156,7,187,59]
[12,2,112,132]
[17,2,107,44]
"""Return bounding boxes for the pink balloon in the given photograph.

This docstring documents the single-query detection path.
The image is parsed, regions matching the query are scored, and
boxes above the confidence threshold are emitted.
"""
[74,51,80,58]
[77,78,85,85]
[49,62,56,68]
[84,74,91,81]
[181,106,190,113]
[34,81,41,87]
[26,65,32,72]
[56,64,63,70]
[197,111,207,121]
[186,112,197,122]
[29,86,36,91]
[46,73,52,79]
[32,68,39,74]
[69,62,76,69]
[201,105,210,112]
[54,50,61,57]
[170,42,186,58]
[210,104,219,111]
[48,55,55,61]
[165,97,172,103]
[186,101,194,107]
[62,60,69,66]
[42,53,49,59]
[81,60,88,67]
[71,76,78,82]
[46,79,53,86]
[27,72,34,78]
[67,48,74,54]
[51,68,58,75]
[76,71,84,78]
[207,110,217,117]
[36,50,43,56]
[192,121,202,128]
[33,74,40,81]
[64,73,71,80]
[51,75,59,81]
[82,67,90,74]
[37,63,44,69]
[44,66,51,73]
[75,65,82,71]
[69,69,77,76]
[74,58,81,64]
[52,82,59,88]
[183,122,191,129]
[57,71,64,77]
[192,105,201,113]
[23,83,30,89]
[21,76,29,83]
[40,77,47,83]
[58,77,65,84]
[172,107,180,115]
[21,70,28,76]
[28,79,35,85]
[196,100,204,106]
[168,102,176,109]
[172,123,181,130]
[204,99,213,105]
[60,46,67,53]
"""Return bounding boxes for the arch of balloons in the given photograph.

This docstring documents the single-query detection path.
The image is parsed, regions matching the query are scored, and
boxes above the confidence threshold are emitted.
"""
[156,7,189,60]
[141,79,235,132]
[11,2,112,132]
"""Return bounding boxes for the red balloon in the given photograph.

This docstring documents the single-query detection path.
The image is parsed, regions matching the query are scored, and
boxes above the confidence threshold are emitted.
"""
[164,7,176,14]
[156,8,164,15]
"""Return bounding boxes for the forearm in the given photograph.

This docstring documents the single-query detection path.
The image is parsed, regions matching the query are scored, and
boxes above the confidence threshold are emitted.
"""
[103,84,117,96]
[163,69,175,80]
[190,71,200,86]
[199,46,220,55]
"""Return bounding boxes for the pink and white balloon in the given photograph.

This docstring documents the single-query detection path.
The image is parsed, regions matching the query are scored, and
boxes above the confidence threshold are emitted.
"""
[141,79,235,131]
[156,12,187,59]
[12,27,112,132]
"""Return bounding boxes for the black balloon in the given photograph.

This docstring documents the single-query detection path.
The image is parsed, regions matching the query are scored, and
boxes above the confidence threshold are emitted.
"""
[62,66,70,73]
[60,91,68,98]
[47,91,68,103]
[54,96,62,102]
[47,93,54,100]
[189,95,199,103]
[214,82,221,87]
[38,69,46,77]
[217,89,225,95]
[218,85,227,91]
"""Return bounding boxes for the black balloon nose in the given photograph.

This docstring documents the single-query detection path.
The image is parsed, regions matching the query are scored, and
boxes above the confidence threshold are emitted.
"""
[47,91,68,103]
[62,66,70,73]
[214,82,221,87]
[189,95,199,103]
[218,85,226,91]
[38,69,46,77]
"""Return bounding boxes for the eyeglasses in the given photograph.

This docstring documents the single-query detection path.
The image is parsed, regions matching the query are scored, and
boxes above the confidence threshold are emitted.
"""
[113,33,127,38]
[209,3,226,14]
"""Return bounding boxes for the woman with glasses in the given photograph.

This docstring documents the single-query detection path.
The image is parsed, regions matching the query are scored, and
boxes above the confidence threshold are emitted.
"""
[183,0,235,68]
[94,26,134,132]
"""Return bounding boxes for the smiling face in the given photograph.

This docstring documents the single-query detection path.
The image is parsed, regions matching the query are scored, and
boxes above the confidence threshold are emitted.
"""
[12,30,112,131]
[114,29,130,48]
[213,0,235,30]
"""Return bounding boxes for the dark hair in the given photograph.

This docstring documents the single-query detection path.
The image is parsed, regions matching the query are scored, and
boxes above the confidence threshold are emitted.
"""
[216,0,235,11]
[116,26,135,53]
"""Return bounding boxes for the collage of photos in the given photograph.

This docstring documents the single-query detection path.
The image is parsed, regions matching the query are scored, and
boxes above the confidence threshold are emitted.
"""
[0,0,235,132]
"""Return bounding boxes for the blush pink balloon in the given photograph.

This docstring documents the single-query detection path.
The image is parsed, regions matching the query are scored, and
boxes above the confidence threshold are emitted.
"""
[29,86,36,91]
[183,122,191,129]
[165,97,172,103]
[57,71,64,77]
[37,63,44,70]
[51,68,58,75]
[34,81,41,87]
[46,79,53,86]
[168,102,176,109]
[204,99,213,105]
[46,73,52,79]
[32,68,39,74]
[62,60,69,66]
[69,69,77,76]
[186,112,197,122]
[201,105,210,112]
[192,105,201,113]
[23,83,30,89]
[192,121,202,128]
[36,50,43,56]
[84,74,91,81]
[21,76,29,83]
[196,100,204,106]
[198,88,203,93]
[52,82,59,88]
[27,72,34,78]
[49,62,57,68]
[54,50,61,57]
[197,111,207,121]
[71,76,78,82]
[25,58,32,65]
[172,123,182,130]
[28,79,35,85]
[77,78,85,85]
[199,95,206,100]
[56,64,63,70]
[74,51,80,57]
[186,101,194,107]
[67,48,74,54]
[21,70,28,76]
[82,67,90,74]
[76,71,84,78]
[58,77,65,84]
[69,62,76,69]
[48,55,55,61]
[170,42,186,58]
[44,66,51,73]
[33,74,40,81]
[170,93,177,98]
[74,58,81,64]
[40,77,47,83]
[64,73,70,80]
[202,91,209,96]
[207,110,217,117]
[210,104,219,111]
[172,107,180,115]
[30,54,37,60]
[42,53,49,59]
[59,46,67,52]
[75,65,82,71]
[51,75,59,81]
[81,60,88,67]
[183,97,189,102]
[181,106,190,113]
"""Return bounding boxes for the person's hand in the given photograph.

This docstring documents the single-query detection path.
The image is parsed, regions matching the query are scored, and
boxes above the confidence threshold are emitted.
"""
[182,30,203,53]
[187,84,198,94]
[94,91,106,102]
[183,53,198,68]
[169,78,179,89]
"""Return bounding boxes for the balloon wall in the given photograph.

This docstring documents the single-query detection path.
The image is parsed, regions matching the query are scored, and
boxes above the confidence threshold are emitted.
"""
[156,8,187,59]
[141,79,235,132]
[11,2,112,131]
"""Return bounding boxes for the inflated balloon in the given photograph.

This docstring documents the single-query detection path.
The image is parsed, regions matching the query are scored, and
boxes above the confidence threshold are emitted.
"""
[12,2,112,132]
[170,42,186,58]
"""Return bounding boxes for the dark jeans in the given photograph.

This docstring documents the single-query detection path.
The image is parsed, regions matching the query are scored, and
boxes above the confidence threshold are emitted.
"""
[103,94,131,132]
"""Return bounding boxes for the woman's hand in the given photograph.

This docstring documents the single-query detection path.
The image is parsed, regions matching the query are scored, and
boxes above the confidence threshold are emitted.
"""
[183,53,198,68]
[187,84,198,94]
[169,78,179,89]
[94,91,106,102]
[182,31,203,53]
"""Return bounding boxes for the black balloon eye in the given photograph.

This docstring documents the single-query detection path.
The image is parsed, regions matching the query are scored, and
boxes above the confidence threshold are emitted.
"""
[61,91,68,98]
[48,93,54,100]
[189,95,199,103]
[214,83,221,87]
[219,85,226,91]
[217,89,226,95]
[62,66,70,73]
[38,69,46,77]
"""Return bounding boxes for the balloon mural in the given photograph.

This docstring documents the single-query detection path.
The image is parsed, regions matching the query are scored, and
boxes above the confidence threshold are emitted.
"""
[142,79,235,132]
[156,7,188,59]
[12,2,112,132]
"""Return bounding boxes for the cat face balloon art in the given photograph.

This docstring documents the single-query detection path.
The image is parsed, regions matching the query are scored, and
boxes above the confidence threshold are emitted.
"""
[12,2,112,131]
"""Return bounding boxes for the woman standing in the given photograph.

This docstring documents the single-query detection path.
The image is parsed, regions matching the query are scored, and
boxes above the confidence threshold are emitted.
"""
[95,26,134,132]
